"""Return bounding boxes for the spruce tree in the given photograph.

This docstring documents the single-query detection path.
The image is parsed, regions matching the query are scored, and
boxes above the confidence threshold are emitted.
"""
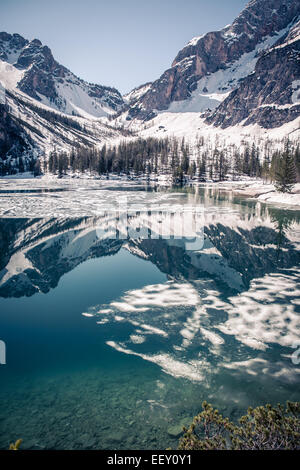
[243,144,251,176]
[275,143,297,193]
[261,156,270,183]
[198,154,207,181]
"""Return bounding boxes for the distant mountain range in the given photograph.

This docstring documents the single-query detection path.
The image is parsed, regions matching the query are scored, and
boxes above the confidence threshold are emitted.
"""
[0,0,299,172]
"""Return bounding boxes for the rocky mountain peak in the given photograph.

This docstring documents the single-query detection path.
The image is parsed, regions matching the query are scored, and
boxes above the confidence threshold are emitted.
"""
[230,0,299,36]
[127,0,300,122]
[0,32,28,63]
[0,32,124,117]
[15,37,60,73]
[206,15,300,129]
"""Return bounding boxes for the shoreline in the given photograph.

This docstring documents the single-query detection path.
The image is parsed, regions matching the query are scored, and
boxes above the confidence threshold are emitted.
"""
[211,180,300,207]
[1,173,300,208]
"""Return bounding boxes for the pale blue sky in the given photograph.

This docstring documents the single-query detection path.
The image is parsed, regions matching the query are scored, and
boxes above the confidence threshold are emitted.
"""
[1,0,248,94]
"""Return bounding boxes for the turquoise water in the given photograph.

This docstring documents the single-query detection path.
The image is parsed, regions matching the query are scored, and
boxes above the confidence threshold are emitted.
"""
[0,185,299,449]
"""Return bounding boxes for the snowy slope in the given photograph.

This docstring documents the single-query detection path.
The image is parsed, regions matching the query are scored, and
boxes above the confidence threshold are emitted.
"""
[124,0,300,127]
[0,32,124,119]
[206,17,300,129]
[167,27,294,114]
[0,86,125,174]
[123,83,152,105]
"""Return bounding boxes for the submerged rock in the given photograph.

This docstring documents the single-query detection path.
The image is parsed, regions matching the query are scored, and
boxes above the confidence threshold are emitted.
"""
[109,431,126,444]
[167,425,184,438]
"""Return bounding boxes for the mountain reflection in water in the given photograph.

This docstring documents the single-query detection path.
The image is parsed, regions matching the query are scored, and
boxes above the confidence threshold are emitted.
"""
[0,202,299,382]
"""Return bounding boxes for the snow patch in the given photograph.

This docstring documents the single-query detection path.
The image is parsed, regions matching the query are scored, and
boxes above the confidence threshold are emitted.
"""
[0,59,25,89]
[167,27,292,114]
[187,35,205,46]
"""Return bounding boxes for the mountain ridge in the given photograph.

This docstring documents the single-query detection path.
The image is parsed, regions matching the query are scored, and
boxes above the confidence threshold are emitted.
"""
[0,32,124,118]
[0,0,300,175]
[206,17,300,128]
[125,0,300,126]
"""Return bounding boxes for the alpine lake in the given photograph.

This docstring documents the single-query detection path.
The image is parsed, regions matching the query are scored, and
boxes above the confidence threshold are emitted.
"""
[0,179,299,450]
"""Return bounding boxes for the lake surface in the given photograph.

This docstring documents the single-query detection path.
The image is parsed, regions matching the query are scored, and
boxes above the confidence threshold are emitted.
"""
[0,181,299,449]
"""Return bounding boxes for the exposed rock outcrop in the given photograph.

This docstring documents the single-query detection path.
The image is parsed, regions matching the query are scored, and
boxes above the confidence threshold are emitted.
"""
[0,33,124,117]
[126,0,300,127]
[206,23,300,128]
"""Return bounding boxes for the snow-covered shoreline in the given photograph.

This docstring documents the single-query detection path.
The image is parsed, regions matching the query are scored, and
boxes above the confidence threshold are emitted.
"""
[1,173,300,208]
[212,180,300,207]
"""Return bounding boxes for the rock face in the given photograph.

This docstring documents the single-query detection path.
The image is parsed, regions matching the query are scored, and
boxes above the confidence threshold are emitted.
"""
[127,0,300,126]
[0,32,124,117]
[206,19,300,128]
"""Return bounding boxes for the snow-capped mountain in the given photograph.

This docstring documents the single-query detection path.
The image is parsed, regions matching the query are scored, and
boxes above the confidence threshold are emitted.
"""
[126,0,300,128]
[0,0,300,175]
[206,16,300,128]
[0,88,125,174]
[0,33,129,172]
[0,32,124,118]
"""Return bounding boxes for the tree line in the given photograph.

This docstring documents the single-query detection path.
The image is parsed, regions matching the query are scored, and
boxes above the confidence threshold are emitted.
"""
[44,136,299,191]
[2,134,299,192]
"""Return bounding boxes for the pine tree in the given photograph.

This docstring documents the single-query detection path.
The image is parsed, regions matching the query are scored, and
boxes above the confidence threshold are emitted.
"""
[217,150,227,181]
[198,154,207,181]
[261,156,270,183]
[233,150,242,180]
[188,161,196,178]
[275,142,297,193]
[243,144,251,176]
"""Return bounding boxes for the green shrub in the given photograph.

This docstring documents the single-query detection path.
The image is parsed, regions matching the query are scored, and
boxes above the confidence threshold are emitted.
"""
[178,401,300,450]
